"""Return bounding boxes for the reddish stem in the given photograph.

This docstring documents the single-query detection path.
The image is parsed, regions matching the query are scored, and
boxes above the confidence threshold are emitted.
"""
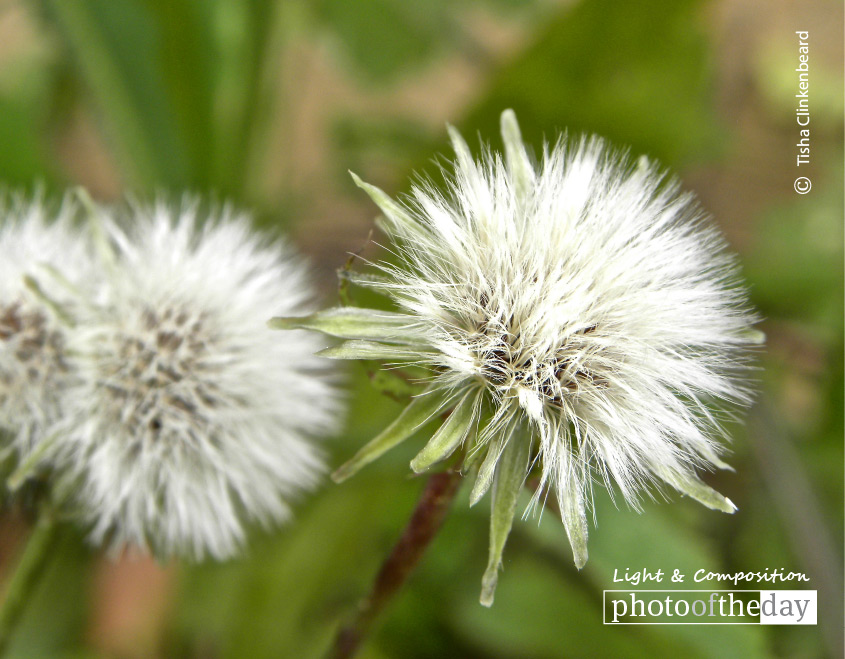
[329,469,463,659]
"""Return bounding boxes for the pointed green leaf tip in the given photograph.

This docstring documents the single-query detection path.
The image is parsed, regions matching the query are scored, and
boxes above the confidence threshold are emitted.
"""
[410,389,480,473]
[23,276,74,327]
[500,109,534,202]
[740,328,766,345]
[332,388,449,482]
[469,416,520,506]
[446,124,475,175]
[479,434,530,607]
[699,445,735,472]
[7,429,62,491]
[316,340,424,361]
[470,441,503,506]
[338,270,393,293]
[561,479,589,570]
[659,468,738,514]
[349,171,422,239]
[269,307,424,344]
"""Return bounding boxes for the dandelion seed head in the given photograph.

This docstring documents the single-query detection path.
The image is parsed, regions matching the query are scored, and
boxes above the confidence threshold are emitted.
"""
[64,200,341,560]
[0,197,92,456]
[302,111,760,603]
[375,120,756,502]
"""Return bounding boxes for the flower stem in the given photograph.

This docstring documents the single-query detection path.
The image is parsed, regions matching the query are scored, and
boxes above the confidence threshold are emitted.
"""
[329,469,463,659]
[0,513,59,655]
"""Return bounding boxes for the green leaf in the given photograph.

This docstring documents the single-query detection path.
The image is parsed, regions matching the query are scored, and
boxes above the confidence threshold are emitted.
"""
[332,387,449,482]
[480,430,530,606]
[410,388,480,472]
[208,1,282,198]
[41,0,278,196]
[43,0,191,187]
[317,339,427,361]
[269,307,424,344]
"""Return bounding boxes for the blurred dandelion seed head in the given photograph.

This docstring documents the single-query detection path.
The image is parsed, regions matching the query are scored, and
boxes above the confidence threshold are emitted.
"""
[62,200,341,561]
[0,197,93,457]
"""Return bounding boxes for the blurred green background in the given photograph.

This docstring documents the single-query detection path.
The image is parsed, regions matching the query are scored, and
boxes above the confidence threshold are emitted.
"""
[0,0,841,657]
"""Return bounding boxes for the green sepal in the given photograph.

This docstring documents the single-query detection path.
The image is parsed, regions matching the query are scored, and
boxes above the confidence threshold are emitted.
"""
[410,388,480,473]
[74,186,117,272]
[560,478,589,569]
[660,468,737,514]
[699,446,734,472]
[479,431,531,607]
[269,307,424,344]
[470,445,500,506]
[339,270,394,293]
[316,340,426,361]
[38,264,86,303]
[500,109,534,202]
[332,388,449,482]
[22,276,74,328]
[469,416,519,506]
[368,369,417,402]
[446,124,475,175]
[462,421,490,470]
[350,172,423,239]
[7,430,62,491]
[739,328,766,345]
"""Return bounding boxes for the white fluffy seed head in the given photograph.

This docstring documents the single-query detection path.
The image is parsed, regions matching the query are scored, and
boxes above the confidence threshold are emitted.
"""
[61,200,341,560]
[335,111,760,588]
[0,196,93,458]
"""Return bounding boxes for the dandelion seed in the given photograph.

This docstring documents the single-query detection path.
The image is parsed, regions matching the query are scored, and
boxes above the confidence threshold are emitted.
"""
[278,110,760,605]
[61,200,341,560]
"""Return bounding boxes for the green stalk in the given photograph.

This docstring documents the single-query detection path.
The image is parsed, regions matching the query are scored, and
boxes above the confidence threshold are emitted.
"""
[0,513,59,655]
